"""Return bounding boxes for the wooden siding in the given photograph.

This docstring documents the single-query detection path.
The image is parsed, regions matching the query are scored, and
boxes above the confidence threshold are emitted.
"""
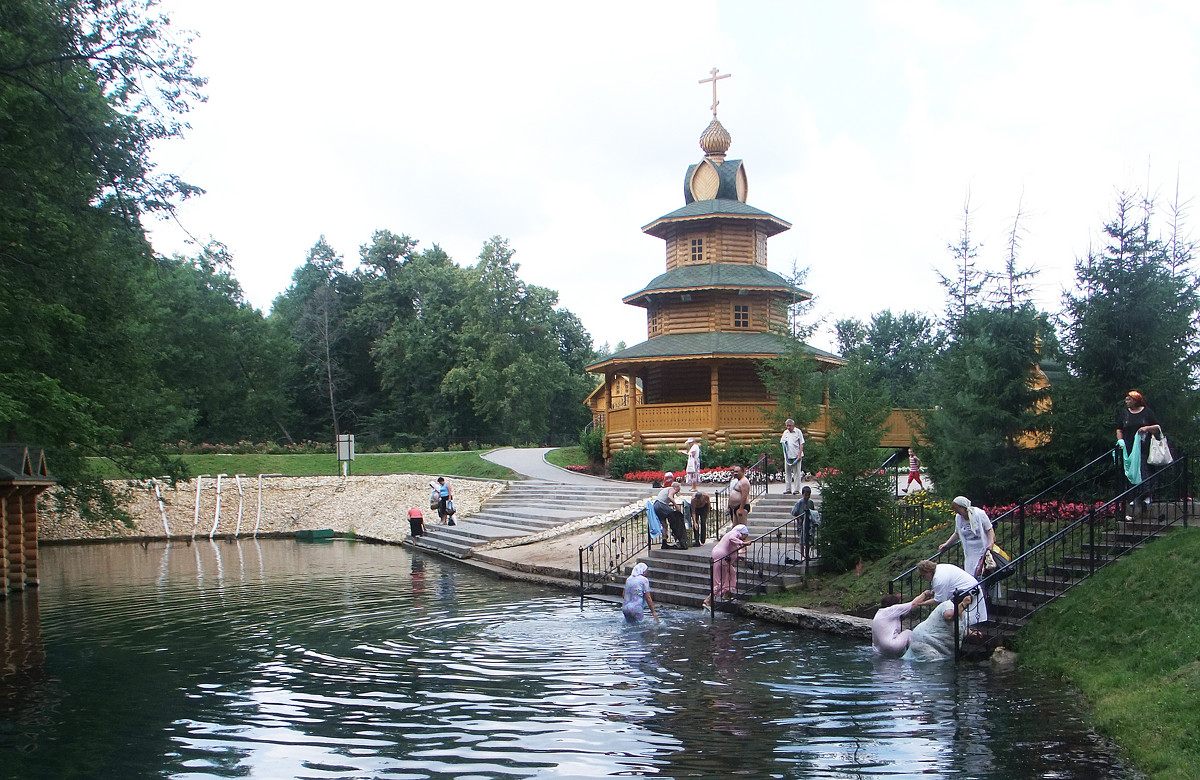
[663,219,767,270]
[713,220,758,265]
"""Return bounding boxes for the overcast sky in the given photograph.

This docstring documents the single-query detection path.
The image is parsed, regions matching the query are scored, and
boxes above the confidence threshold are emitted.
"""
[147,0,1200,353]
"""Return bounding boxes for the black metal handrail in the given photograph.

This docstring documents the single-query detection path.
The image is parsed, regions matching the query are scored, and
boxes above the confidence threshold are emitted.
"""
[747,452,770,500]
[876,449,904,497]
[889,501,937,550]
[708,511,812,612]
[578,506,650,603]
[890,448,1124,601]
[950,454,1190,659]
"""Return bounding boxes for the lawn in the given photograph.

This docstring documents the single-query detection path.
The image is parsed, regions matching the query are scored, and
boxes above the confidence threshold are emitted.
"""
[87,451,518,481]
[544,446,588,469]
[1016,527,1200,780]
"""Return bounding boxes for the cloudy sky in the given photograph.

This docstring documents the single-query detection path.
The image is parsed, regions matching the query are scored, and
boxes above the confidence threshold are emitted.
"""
[147,0,1200,352]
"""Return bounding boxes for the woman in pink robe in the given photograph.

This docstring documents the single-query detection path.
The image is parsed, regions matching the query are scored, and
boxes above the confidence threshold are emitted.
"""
[702,524,750,609]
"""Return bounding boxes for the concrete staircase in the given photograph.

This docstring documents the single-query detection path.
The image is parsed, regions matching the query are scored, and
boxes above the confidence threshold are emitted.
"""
[410,479,652,558]
[597,491,814,608]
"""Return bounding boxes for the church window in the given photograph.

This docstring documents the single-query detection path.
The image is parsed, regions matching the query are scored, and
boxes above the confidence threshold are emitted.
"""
[733,304,749,328]
[690,237,704,263]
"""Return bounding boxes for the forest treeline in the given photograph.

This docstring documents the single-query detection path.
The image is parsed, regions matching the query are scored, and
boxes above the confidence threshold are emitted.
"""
[0,0,595,517]
[4,0,1199,523]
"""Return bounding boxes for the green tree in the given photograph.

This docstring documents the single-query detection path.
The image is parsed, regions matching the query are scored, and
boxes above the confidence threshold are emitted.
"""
[921,305,1052,502]
[444,237,593,443]
[833,310,944,408]
[151,243,296,444]
[0,0,204,515]
[816,357,894,572]
[1054,191,1200,464]
[936,195,991,325]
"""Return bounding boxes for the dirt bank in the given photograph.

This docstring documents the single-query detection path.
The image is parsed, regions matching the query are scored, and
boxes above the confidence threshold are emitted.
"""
[38,474,505,544]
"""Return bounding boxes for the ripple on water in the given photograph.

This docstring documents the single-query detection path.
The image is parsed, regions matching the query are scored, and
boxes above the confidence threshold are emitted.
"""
[0,540,1131,780]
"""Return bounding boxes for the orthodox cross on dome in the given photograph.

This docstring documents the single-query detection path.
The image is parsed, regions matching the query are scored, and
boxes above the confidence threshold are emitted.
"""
[699,67,731,117]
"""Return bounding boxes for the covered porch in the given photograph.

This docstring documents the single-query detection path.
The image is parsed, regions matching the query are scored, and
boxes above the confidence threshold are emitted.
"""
[597,398,922,456]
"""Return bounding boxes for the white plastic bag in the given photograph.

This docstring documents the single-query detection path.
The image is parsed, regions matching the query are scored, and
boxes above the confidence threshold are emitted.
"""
[1148,435,1172,466]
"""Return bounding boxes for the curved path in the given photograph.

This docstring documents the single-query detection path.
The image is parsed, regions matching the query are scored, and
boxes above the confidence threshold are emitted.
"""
[483,447,614,484]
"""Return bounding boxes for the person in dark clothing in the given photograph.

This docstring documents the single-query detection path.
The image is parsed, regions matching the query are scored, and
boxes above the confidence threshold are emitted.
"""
[1116,390,1164,511]
[654,480,689,550]
[690,489,710,546]
[791,485,819,552]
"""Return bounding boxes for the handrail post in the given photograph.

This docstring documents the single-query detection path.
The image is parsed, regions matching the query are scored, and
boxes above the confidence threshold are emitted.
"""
[952,590,961,662]
[1088,510,1095,574]
[709,551,715,622]
[579,546,585,608]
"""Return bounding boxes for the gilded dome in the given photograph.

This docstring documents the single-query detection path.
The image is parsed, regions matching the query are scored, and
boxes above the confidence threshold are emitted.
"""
[699,118,731,157]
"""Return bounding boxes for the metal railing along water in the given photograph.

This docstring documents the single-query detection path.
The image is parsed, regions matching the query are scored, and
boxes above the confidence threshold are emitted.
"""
[578,507,651,604]
[950,454,1191,659]
[889,448,1126,606]
[708,512,810,613]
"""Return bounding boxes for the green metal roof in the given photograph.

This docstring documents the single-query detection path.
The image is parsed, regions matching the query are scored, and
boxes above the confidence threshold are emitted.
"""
[586,331,842,371]
[642,199,791,239]
[623,263,811,306]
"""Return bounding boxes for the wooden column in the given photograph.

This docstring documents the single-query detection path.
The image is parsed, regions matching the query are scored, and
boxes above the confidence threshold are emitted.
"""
[0,488,9,595]
[6,491,23,591]
[628,371,640,447]
[20,487,39,587]
[603,373,614,458]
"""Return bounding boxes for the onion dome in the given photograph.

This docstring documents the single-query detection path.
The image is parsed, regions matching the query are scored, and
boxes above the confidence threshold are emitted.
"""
[699,117,732,158]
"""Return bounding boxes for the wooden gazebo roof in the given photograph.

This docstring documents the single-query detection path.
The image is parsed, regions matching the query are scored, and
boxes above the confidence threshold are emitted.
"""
[0,444,54,487]
[587,332,842,372]
[622,263,810,307]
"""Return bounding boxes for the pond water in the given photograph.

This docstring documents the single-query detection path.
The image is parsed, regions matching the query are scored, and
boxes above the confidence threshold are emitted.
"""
[1,540,1126,779]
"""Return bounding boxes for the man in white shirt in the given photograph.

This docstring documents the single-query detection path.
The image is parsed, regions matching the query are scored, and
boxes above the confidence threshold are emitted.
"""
[780,419,805,494]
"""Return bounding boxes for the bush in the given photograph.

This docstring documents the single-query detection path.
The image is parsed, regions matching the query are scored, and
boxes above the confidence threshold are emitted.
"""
[580,426,605,464]
[609,446,648,479]
[653,444,687,473]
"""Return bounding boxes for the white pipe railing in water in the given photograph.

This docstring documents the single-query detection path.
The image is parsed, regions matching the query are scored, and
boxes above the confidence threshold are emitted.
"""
[233,474,246,536]
[254,474,282,537]
[209,474,228,539]
[151,478,171,537]
[191,475,208,541]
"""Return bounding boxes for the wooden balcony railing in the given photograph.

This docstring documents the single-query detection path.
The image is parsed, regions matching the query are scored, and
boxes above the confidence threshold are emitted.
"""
[602,402,924,453]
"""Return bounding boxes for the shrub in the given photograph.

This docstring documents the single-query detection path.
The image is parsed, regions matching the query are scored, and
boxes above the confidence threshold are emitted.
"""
[609,446,648,479]
[580,426,605,464]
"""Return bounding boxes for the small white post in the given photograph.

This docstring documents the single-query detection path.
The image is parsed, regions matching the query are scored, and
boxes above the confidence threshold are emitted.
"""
[151,478,171,537]
[254,473,281,538]
[191,475,207,541]
[209,473,227,539]
[233,474,246,537]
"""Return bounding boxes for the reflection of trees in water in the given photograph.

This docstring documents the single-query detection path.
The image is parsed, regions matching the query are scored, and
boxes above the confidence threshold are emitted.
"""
[642,618,814,777]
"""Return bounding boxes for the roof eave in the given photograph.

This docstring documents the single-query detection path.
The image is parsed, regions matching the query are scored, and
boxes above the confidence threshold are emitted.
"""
[641,212,792,239]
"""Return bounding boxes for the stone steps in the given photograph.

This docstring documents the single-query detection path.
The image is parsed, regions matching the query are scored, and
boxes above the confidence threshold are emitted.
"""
[408,479,652,559]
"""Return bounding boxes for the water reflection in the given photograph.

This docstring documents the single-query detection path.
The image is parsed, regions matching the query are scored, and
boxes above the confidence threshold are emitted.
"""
[0,540,1126,779]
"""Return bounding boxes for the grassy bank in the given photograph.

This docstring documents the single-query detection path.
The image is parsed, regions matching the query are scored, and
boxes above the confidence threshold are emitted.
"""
[87,451,518,481]
[544,446,588,469]
[1015,527,1200,779]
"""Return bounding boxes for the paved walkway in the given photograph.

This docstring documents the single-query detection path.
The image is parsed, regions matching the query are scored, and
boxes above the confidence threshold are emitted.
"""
[483,447,614,484]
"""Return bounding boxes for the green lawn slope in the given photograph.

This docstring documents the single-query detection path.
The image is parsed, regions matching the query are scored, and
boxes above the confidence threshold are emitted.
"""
[87,451,518,481]
[1016,527,1200,780]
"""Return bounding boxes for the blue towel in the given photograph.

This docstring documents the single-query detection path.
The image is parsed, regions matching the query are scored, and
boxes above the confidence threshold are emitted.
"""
[1118,432,1143,485]
[645,499,663,539]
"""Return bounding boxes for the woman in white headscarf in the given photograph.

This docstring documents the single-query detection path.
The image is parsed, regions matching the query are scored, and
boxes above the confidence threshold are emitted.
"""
[939,496,995,578]
[621,562,658,622]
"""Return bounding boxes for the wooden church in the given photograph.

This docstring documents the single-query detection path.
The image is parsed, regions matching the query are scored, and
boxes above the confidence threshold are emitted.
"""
[586,71,850,457]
